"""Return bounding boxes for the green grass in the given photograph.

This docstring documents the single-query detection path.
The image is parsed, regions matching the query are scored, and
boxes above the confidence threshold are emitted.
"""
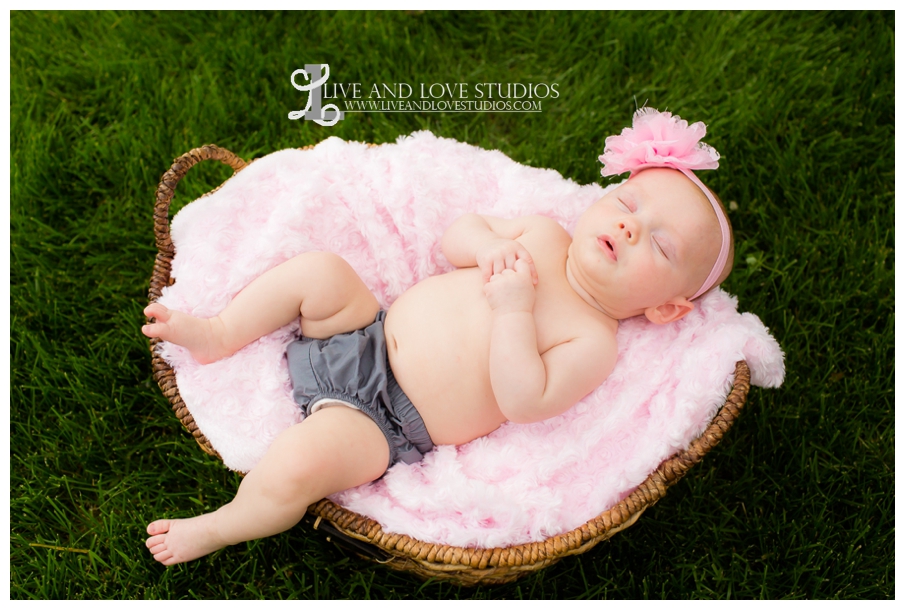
[10,10,893,599]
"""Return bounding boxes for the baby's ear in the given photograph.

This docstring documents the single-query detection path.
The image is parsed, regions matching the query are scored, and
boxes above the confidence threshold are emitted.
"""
[644,297,695,325]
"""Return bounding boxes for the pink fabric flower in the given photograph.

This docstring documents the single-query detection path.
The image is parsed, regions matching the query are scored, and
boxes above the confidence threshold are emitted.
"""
[599,107,720,177]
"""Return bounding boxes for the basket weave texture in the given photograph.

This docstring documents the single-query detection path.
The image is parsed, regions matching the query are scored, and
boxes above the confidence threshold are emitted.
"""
[147,144,751,586]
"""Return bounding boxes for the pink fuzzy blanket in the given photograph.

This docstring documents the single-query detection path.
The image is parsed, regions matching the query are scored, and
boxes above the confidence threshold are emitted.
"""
[156,131,784,548]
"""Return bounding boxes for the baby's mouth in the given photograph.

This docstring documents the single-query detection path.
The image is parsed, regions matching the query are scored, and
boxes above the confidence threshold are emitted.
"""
[598,235,617,261]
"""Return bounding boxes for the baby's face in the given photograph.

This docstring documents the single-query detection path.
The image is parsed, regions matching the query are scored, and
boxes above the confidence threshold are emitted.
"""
[568,168,720,321]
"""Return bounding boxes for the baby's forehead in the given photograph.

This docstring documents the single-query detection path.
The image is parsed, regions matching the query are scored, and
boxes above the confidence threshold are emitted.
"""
[628,167,699,193]
[624,171,714,220]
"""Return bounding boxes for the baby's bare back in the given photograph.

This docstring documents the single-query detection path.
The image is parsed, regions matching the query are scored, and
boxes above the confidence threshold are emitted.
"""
[385,222,617,445]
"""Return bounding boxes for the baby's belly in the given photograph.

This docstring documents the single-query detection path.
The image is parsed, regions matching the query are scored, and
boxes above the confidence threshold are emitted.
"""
[385,269,506,445]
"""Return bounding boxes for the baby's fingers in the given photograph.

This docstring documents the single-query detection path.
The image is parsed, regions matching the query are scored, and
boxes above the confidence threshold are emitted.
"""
[513,258,531,275]
[504,251,517,271]
[493,257,506,277]
[479,260,493,283]
[515,250,538,284]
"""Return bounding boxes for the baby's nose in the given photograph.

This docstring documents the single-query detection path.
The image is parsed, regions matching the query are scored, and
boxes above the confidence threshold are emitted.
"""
[618,219,638,243]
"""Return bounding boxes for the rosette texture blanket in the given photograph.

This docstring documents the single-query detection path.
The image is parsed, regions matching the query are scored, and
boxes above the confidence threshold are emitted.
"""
[156,131,784,548]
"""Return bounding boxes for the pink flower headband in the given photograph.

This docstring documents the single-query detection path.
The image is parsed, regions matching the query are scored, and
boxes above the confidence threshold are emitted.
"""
[599,107,731,300]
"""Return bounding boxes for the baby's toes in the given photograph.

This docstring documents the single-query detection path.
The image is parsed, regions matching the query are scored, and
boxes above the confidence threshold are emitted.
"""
[144,303,171,322]
[141,322,168,339]
[147,541,168,556]
[154,549,175,564]
[147,520,171,536]
[146,533,167,549]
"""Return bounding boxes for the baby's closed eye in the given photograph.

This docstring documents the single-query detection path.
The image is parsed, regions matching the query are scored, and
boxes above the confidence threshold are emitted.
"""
[617,197,637,213]
[652,234,674,259]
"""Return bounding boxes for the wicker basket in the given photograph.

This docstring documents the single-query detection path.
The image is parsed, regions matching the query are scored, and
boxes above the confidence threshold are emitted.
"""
[148,144,751,586]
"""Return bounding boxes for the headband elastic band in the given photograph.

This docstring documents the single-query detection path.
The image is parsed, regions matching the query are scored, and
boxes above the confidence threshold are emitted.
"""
[675,168,731,299]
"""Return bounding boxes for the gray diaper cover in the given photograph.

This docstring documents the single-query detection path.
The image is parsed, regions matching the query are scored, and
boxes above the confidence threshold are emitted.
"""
[285,311,434,471]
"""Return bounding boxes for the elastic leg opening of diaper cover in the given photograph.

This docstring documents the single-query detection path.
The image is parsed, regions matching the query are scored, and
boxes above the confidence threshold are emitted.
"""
[308,397,360,414]
[305,393,398,471]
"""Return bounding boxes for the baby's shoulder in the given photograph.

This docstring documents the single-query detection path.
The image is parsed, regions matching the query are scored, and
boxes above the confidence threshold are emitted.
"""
[518,215,571,253]
[521,214,569,237]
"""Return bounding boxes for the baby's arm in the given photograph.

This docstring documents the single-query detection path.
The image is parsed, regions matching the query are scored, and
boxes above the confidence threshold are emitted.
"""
[484,260,617,424]
[441,214,538,283]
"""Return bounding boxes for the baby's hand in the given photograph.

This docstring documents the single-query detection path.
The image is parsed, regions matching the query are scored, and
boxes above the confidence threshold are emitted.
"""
[483,258,537,314]
[475,239,538,285]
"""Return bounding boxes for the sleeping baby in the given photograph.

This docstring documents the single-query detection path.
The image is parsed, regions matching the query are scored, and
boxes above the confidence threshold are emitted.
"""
[141,108,734,565]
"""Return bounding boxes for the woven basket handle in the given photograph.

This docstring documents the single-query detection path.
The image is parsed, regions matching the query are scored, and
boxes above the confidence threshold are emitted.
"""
[149,145,247,301]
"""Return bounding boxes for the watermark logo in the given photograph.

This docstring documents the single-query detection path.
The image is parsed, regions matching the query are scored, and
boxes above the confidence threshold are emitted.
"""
[288,64,344,126]
[289,64,559,127]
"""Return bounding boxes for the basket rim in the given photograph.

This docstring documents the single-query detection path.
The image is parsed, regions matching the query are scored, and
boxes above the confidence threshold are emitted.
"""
[147,142,751,582]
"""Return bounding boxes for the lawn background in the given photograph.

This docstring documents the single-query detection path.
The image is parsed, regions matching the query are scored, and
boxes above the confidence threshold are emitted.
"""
[10,10,893,599]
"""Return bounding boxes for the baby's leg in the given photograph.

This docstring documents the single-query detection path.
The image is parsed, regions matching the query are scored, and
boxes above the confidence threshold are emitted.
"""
[145,404,390,565]
[142,252,379,364]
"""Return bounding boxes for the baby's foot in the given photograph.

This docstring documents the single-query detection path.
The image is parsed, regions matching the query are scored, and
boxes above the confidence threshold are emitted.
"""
[142,303,232,364]
[145,516,228,566]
